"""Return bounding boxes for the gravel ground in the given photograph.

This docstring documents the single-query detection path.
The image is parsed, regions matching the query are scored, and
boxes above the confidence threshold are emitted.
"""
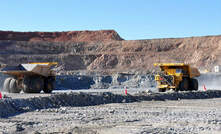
[0,98,221,134]
[0,90,221,134]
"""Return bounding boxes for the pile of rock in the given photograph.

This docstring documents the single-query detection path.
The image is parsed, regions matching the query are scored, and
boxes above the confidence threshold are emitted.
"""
[1,90,221,118]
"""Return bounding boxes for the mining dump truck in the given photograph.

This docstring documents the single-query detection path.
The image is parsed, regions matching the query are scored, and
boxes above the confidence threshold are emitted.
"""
[154,63,200,92]
[0,62,57,93]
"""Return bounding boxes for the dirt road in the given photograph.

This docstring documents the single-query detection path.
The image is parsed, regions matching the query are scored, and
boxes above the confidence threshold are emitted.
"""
[0,91,221,134]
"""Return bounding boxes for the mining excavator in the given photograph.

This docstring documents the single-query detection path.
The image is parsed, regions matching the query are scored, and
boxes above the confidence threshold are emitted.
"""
[0,62,57,93]
[154,63,200,92]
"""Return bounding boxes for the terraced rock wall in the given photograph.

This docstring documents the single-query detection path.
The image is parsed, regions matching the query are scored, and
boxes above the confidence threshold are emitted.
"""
[0,30,221,73]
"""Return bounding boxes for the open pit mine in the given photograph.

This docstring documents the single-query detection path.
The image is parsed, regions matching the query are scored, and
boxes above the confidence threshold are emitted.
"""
[0,30,221,134]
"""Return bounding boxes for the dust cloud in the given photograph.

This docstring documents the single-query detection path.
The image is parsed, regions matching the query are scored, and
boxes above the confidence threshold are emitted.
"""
[197,73,221,90]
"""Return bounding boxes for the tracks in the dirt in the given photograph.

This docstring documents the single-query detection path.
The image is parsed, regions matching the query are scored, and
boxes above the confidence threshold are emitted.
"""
[0,90,221,118]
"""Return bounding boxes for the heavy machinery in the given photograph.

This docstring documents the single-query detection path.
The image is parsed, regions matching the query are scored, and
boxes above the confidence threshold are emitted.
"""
[1,62,57,93]
[154,63,200,92]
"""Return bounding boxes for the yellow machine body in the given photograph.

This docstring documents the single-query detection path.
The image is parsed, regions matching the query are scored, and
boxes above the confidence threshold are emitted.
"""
[154,63,200,91]
[1,62,58,77]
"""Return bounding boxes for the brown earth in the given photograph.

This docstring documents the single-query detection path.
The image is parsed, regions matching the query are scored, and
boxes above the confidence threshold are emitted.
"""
[0,30,123,42]
[0,30,221,73]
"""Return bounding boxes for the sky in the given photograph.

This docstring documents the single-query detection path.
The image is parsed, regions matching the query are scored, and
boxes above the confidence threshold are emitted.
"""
[0,0,221,40]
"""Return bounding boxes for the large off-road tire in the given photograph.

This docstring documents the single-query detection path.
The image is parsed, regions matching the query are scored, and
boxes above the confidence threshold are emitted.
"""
[190,78,198,91]
[23,76,44,93]
[158,88,166,92]
[3,78,12,92]
[43,77,55,93]
[9,78,21,93]
[179,78,189,91]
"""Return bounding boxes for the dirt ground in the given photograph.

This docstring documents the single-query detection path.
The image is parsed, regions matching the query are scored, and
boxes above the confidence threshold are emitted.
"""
[0,91,221,134]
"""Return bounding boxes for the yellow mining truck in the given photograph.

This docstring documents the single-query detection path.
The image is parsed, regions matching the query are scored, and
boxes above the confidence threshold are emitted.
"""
[154,63,200,92]
[1,62,57,93]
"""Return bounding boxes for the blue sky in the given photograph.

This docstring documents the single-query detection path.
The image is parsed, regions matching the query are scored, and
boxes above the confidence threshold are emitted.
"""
[0,0,220,40]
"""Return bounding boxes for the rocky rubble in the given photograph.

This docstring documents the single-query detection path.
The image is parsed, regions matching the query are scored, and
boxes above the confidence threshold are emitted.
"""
[1,95,221,134]
[0,90,221,118]
[55,73,155,90]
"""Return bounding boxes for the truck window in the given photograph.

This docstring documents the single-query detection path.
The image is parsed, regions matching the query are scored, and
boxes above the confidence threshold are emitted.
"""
[176,69,182,73]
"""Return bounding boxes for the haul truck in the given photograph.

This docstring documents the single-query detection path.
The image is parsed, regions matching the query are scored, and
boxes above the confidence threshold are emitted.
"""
[154,63,200,92]
[1,62,57,93]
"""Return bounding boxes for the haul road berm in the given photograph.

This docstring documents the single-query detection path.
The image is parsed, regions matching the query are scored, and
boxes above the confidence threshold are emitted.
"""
[1,62,57,93]
[154,63,200,92]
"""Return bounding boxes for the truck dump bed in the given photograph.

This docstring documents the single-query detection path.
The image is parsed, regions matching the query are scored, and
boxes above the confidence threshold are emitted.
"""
[0,62,57,77]
[154,63,200,78]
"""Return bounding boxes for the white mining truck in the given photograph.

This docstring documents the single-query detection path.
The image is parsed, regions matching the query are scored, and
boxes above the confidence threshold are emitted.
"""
[0,62,57,93]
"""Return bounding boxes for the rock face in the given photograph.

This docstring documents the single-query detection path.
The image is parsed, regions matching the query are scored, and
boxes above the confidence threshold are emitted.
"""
[0,30,221,73]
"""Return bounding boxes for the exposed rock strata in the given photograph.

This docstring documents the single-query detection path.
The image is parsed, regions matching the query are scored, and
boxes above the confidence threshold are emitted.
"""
[0,30,221,73]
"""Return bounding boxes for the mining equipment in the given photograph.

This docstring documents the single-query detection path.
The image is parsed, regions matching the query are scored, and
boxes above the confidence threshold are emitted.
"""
[154,63,200,92]
[1,62,57,93]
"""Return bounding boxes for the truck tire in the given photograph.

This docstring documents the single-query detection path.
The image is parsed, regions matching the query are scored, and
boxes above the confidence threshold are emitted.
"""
[158,88,166,92]
[190,78,198,91]
[43,78,54,93]
[23,76,43,93]
[9,78,21,93]
[179,78,189,91]
[43,82,53,93]
[23,76,30,93]
[3,78,12,92]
